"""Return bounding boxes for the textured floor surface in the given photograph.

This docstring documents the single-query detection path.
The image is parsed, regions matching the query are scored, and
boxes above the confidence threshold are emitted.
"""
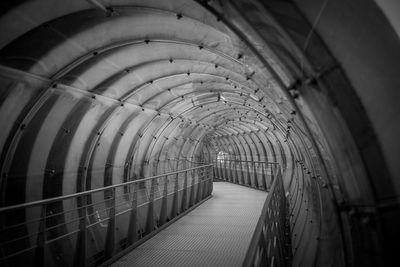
[111,182,267,267]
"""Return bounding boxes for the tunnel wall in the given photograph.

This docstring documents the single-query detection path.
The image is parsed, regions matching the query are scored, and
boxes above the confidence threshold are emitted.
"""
[0,0,399,266]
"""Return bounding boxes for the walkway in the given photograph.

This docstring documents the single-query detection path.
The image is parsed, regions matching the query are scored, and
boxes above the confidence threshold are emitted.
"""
[112,181,267,267]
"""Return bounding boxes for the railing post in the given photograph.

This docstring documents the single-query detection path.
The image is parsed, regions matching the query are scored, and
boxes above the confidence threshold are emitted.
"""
[245,161,252,186]
[221,159,226,180]
[34,204,46,267]
[234,159,239,184]
[127,183,137,245]
[105,187,116,259]
[224,159,230,181]
[239,160,245,184]
[172,172,179,217]
[189,169,195,207]
[261,162,267,190]
[75,195,87,267]
[206,166,211,195]
[229,160,234,183]
[160,175,168,225]
[234,160,239,184]
[197,168,203,202]
[181,170,188,213]
[271,163,274,187]
[146,178,156,234]
[253,161,259,188]
[218,159,223,179]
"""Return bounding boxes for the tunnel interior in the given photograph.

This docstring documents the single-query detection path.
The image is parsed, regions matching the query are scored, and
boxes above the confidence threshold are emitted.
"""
[0,0,399,266]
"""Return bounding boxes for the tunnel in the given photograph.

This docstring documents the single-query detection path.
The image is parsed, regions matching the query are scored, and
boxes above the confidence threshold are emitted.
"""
[0,0,399,266]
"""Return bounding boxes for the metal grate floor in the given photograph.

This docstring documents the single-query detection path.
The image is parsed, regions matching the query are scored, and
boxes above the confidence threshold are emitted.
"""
[111,182,267,267]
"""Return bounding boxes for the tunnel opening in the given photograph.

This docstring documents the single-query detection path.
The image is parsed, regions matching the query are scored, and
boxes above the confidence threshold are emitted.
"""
[0,0,399,266]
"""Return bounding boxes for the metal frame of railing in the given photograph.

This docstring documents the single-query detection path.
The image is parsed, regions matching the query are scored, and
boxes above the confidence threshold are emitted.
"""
[214,159,289,266]
[0,164,213,267]
[214,159,280,191]
[242,167,289,267]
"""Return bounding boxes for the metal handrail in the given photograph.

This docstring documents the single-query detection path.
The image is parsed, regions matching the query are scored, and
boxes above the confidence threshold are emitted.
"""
[1,164,214,266]
[242,167,288,266]
[0,164,212,212]
[218,159,279,164]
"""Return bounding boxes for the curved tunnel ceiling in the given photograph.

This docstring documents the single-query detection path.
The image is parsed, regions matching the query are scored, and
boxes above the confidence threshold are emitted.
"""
[0,0,400,266]
[0,0,297,194]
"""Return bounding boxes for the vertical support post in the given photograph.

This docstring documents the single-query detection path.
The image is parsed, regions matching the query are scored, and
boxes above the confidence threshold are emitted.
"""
[189,169,195,207]
[75,195,87,267]
[235,159,239,184]
[234,160,239,184]
[222,160,225,180]
[253,161,259,188]
[225,160,229,182]
[245,161,252,186]
[181,171,188,213]
[196,168,203,202]
[35,204,46,267]
[105,187,116,259]
[146,178,156,233]
[261,162,267,190]
[160,175,168,225]
[222,159,225,180]
[207,166,211,196]
[239,160,245,184]
[219,159,224,180]
[127,183,137,245]
[209,165,214,194]
[216,158,220,179]
[172,172,179,217]
[270,163,274,187]
[229,160,234,183]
